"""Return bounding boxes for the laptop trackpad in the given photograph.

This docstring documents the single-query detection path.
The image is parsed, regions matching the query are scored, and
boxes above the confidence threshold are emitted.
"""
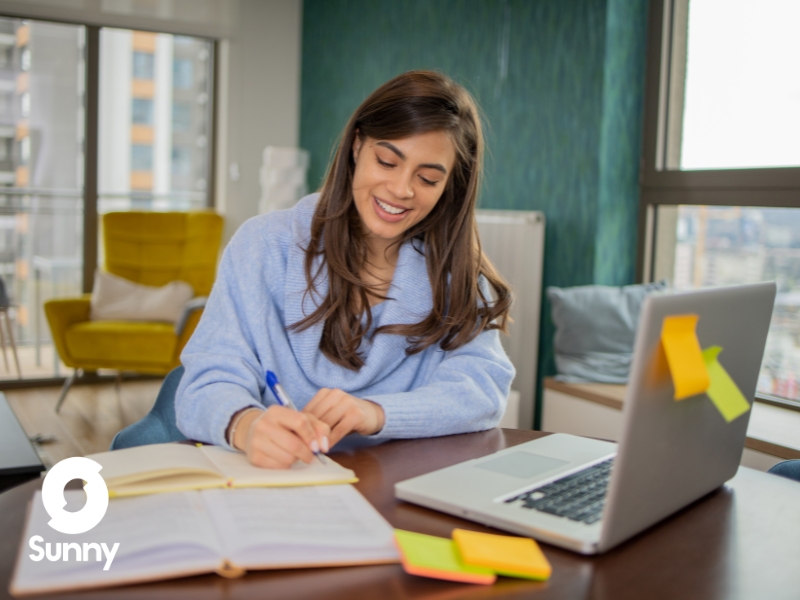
[474,451,569,479]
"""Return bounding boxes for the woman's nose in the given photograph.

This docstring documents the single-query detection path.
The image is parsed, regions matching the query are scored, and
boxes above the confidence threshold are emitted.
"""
[387,169,415,199]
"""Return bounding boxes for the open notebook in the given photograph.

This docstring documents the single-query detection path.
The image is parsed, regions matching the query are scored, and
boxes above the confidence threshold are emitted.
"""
[11,485,398,596]
[85,443,356,497]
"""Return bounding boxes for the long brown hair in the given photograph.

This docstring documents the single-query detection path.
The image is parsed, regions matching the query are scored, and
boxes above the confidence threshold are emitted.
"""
[291,70,512,370]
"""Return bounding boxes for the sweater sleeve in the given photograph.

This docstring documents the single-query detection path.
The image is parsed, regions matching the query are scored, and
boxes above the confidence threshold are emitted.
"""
[366,327,516,439]
[174,219,275,449]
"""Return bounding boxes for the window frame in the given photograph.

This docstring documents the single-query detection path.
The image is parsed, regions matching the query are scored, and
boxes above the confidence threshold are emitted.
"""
[639,0,800,411]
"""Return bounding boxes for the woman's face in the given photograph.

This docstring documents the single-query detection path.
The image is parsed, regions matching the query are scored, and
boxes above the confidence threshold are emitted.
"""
[351,130,456,253]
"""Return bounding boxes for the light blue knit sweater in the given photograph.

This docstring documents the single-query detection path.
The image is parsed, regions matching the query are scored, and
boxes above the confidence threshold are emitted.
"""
[175,194,515,449]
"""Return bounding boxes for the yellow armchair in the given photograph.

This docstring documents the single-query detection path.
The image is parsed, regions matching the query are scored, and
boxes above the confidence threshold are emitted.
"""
[45,211,223,412]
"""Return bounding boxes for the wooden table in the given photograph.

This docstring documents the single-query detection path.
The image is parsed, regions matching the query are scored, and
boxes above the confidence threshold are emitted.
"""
[2,429,799,599]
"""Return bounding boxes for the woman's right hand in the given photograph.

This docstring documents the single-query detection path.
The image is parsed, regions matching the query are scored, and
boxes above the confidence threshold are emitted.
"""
[230,406,330,469]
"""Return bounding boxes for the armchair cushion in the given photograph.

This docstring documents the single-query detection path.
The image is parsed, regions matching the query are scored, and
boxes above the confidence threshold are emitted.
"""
[65,321,177,367]
[90,270,193,323]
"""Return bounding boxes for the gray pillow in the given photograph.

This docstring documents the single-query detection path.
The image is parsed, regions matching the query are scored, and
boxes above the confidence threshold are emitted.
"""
[547,281,667,383]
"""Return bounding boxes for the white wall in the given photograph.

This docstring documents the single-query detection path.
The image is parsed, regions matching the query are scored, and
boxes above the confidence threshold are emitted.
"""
[216,0,303,242]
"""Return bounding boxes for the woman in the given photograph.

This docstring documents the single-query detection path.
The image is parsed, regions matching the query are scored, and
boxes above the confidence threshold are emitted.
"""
[176,70,515,468]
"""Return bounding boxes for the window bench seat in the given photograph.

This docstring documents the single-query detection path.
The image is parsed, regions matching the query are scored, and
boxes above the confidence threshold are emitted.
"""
[542,377,800,472]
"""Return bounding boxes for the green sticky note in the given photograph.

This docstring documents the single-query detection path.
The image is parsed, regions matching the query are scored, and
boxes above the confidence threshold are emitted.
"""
[701,346,751,423]
[393,530,496,585]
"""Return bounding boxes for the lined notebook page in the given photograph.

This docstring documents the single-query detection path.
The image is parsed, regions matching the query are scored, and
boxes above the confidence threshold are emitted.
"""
[12,491,222,595]
[200,445,357,486]
[203,485,399,568]
[87,444,223,486]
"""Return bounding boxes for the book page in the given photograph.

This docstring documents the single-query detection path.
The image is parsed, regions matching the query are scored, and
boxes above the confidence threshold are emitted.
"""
[86,443,224,489]
[201,485,399,569]
[200,445,357,487]
[12,491,223,595]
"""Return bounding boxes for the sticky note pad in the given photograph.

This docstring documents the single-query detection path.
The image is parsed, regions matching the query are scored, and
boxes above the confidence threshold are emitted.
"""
[702,346,751,423]
[393,530,496,585]
[452,529,551,581]
[661,315,710,400]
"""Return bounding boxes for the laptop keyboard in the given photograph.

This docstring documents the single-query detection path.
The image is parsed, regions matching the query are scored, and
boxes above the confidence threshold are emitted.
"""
[504,458,613,525]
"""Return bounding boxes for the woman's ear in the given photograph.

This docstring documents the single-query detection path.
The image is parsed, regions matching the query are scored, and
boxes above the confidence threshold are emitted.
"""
[352,132,362,162]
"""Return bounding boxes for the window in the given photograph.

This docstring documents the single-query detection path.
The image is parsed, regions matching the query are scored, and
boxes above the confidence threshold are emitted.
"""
[131,98,153,125]
[0,17,85,383]
[641,0,800,407]
[132,51,154,79]
[676,0,800,171]
[172,58,193,89]
[131,144,152,171]
[171,146,191,176]
[171,102,191,131]
[0,18,215,385]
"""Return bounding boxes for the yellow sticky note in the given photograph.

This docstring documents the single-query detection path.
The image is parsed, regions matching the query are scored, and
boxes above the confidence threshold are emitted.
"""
[701,346,751,423]
[453,529,551,581]
[661,315,710,400]
[393,530,496,585]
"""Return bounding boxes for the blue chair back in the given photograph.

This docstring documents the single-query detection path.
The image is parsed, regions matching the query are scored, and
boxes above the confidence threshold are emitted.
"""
[110,366,187,450]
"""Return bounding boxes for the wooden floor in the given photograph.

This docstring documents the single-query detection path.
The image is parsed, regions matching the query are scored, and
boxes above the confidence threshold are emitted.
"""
[5,378,163,469]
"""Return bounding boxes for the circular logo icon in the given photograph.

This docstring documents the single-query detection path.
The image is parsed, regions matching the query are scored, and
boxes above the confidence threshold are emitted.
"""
[41,457,109,535]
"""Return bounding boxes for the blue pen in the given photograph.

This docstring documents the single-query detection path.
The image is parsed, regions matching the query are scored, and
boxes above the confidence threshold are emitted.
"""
[266,371,327,464]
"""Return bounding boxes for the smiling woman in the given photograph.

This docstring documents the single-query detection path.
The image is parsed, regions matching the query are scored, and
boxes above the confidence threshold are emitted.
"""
[175,71,515,470]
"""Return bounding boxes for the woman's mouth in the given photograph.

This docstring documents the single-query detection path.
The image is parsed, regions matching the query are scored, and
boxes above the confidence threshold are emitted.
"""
[373,196,409,222]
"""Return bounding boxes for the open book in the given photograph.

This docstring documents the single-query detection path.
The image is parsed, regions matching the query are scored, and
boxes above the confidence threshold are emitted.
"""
[11,485,398,596]
[84,443,356,497]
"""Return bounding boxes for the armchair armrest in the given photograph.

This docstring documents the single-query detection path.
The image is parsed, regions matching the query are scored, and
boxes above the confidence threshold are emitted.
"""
[175,296,207,337]
[172,297,207,367]
[44,296,92,368]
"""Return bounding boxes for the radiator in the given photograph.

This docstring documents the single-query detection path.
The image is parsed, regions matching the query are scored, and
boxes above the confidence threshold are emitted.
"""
[476,210,546,430]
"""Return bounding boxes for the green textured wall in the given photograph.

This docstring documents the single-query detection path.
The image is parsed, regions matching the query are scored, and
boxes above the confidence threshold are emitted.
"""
[300,0,649,428]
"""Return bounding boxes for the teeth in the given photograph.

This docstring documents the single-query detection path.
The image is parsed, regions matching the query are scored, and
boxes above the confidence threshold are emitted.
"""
[376,198,406,215]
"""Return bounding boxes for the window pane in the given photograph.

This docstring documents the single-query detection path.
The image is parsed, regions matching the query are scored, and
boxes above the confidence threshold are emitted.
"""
[171,101,191,131]
[172,58,193,89]
[98,29,213,212]
[0,18,85,380]
[132,51,154,79]
[678,0,800,170]
[654,205,800,404]
[131,144,153,170]
[131,98,153,125]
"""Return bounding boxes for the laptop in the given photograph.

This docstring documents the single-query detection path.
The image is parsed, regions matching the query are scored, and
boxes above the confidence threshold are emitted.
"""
[395,283,776,554]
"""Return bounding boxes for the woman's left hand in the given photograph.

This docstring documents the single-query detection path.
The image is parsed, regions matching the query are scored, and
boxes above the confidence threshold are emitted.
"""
[302,388,385,448]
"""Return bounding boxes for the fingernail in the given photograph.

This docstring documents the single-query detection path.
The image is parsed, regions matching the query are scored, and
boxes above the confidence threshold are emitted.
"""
[321,437,329,453]
[310,440,320,453]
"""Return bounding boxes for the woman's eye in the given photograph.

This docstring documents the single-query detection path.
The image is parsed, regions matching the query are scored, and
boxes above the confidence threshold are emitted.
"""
[376,157,394,168]
[419,176,438,187]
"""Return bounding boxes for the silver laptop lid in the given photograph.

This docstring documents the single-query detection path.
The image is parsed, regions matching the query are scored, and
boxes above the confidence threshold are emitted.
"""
[599,282,776,551]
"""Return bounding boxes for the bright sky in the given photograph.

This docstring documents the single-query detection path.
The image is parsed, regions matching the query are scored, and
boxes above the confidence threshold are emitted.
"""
[681,0,800,170]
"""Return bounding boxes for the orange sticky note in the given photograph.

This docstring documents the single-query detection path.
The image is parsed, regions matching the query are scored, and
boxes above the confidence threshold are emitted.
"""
[660,315,710,400]
[453,529,551,581]
[702,346,751,423]
[393,530,496,585]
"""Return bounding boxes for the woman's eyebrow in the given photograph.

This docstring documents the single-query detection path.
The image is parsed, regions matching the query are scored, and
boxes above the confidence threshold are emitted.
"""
[376,141,448,175]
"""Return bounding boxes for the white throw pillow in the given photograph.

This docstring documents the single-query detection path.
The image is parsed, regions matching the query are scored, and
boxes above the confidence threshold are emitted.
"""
[90,271,194,324]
